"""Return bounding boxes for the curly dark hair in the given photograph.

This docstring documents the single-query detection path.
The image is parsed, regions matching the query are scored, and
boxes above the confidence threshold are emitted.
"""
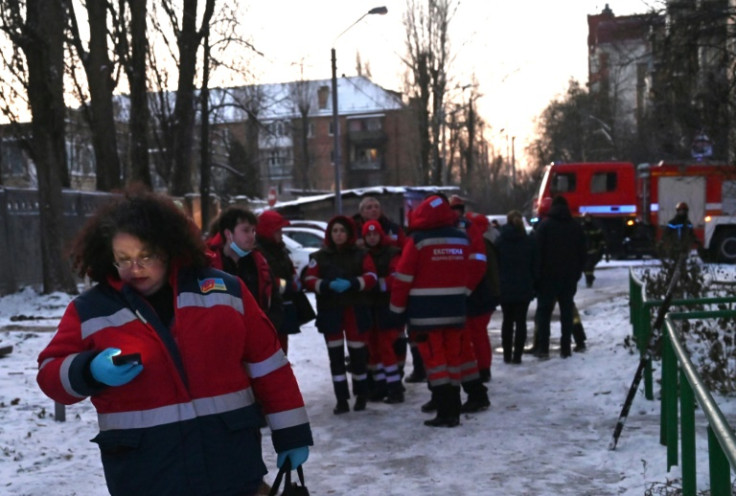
[69,186,208,283]
[209,206,257,237]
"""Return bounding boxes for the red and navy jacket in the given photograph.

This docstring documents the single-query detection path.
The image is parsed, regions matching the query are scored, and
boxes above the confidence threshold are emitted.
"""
[390,196,471,332]
[366,232,403,330]
[37,266,312,496]
[303,215,377,335]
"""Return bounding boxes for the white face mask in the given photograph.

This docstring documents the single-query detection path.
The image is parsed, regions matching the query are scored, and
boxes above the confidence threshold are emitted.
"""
[229,241,250,258]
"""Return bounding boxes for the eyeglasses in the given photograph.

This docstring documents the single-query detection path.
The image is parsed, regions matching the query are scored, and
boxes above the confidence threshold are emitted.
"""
[113,254,161,271]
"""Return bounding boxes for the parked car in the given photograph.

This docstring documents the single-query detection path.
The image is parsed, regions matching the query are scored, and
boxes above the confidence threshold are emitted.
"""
[283,225,325,249]
[486,214,533,234]
[287,220,328,232]
[281,234,317,283]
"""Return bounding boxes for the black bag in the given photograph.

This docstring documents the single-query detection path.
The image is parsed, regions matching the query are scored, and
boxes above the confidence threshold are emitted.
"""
[293,291,316,325]
[268,461,310,496]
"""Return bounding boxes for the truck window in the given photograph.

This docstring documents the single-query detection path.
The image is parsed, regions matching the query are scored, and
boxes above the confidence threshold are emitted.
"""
[551,173,576,193]
[591,172,617,193]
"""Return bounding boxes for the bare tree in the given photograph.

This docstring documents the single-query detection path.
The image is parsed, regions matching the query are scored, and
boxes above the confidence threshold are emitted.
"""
[161,0,216,196]
[0,0,77,293]
[114,0,153,187]
[402,0,456,185]
[66,0,122,191]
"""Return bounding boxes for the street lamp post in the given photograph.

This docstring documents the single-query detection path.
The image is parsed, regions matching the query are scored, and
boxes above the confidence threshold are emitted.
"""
[331,6,387,215]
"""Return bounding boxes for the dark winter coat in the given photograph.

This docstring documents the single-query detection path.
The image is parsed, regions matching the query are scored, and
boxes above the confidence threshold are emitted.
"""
[535,202,586,284]
[496,223,539,303]
[658,213,697,260]
[303,216,377,335]
[257,236,308,334]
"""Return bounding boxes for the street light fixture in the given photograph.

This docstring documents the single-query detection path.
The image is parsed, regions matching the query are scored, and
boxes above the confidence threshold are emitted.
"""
[331,6,387,215]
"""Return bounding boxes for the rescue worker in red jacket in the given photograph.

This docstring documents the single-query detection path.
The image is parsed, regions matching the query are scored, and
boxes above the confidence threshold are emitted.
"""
[362,219,405,404]
[37,188,312,496]
[390,195,473,428]
[447,197,492,412]
[303,215,378,414]
[206,206,283,332]
[464,212,500,384]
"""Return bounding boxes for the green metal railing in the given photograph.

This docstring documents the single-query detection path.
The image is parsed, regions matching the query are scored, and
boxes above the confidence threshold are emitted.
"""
[629,268,736,495]
[662,312,736,495]
[629,269,736,399]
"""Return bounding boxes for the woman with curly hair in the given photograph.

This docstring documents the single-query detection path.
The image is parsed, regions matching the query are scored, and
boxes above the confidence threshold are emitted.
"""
[36,187,312,496]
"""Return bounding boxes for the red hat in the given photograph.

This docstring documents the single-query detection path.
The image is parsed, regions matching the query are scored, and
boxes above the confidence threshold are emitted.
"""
[256,210,290,240]
[362,219,385,238]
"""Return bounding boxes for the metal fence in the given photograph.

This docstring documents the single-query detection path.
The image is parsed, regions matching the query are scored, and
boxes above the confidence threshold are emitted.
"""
[629,268,736,494]
[0,187,115,295]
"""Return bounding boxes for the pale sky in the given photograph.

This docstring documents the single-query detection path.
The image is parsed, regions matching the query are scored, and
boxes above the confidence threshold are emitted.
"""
[237,0,659,171]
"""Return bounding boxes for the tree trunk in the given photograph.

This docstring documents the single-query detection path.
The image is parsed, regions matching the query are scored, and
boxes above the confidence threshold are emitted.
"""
[126,0,152,187]
[84,0,122,191]
[24,0,77,294]
[170,0,215,196]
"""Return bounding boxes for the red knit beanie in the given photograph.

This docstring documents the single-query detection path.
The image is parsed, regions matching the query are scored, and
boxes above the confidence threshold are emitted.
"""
[361,219,385,237]
[256,210,290,240]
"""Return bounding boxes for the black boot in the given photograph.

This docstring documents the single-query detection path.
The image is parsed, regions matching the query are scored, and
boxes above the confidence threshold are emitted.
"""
[460,379,490,413]
[421,398,436,413]
[384,381,405,404]
[333,399,349,415]
[353,395,367,411]
[405,345,426,383]
[424,384,460,428]
[479,368,491,382]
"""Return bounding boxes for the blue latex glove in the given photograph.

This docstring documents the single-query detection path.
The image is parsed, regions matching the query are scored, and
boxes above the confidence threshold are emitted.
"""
[90,348,144,387]
[329,278,351,293]
[276,446,309,469]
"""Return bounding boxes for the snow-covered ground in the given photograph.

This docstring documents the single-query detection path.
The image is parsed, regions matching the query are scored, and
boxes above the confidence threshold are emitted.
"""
[0,260,734,495]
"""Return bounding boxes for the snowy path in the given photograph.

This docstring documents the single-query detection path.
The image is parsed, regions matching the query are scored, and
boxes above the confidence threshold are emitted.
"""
[0,263,695,495]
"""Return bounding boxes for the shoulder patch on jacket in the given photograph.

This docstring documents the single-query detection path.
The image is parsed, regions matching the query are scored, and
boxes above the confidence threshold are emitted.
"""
[198,277,227,293]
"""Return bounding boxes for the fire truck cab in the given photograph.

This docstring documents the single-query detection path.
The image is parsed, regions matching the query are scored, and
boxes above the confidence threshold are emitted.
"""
[533,160,736,263]
[532,161,651,258]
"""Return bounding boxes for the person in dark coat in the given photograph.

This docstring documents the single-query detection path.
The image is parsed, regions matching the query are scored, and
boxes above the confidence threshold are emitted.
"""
[658,201,699,261]
[256,210,315,355]
[303,216,378,414]
[495,210,539,364]
[534,195,586,358]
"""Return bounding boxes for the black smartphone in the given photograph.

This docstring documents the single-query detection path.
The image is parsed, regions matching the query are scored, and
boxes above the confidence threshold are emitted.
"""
[112,353,142,366]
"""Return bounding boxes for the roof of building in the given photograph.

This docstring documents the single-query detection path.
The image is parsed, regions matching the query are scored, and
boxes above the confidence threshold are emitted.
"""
[113,76,404,124]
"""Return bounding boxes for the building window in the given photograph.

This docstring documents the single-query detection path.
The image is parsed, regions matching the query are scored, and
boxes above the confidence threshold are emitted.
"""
[266,147,293,178]
[350,147,380,170]
[329,120,338,136]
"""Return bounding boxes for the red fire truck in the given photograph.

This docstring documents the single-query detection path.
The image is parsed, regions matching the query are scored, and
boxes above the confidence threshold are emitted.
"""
[532,160,736,262]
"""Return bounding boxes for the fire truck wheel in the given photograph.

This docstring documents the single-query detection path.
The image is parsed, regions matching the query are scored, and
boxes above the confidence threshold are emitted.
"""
[714,230,736,264]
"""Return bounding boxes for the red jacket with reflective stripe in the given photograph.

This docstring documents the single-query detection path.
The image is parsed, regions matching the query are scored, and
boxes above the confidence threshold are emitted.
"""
[390,196,472,331]
[37,266,312,495]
